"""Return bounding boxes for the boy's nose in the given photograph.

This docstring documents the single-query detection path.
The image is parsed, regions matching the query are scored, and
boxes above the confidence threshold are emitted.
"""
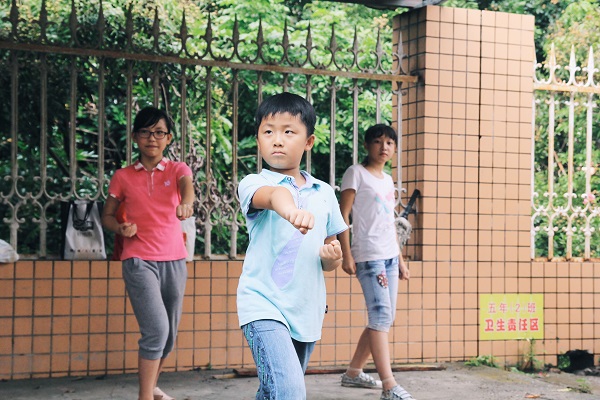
[273,133,284,145]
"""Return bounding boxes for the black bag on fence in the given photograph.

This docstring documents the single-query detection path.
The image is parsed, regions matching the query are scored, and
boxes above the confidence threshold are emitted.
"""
[60,200,107,260]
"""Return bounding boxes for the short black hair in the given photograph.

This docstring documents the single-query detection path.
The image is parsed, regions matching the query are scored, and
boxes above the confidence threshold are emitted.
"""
[254,92,316,136]
[364,124,398,146]
[362,124,398,166]
[133,106,174,134]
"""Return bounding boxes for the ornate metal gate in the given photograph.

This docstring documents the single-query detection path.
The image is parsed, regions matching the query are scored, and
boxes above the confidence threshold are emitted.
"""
[532,44,600,260]
[0,1,417,259]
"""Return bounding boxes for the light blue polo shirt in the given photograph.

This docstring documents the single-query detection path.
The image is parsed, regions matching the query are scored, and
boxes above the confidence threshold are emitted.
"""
[237,169,347,342]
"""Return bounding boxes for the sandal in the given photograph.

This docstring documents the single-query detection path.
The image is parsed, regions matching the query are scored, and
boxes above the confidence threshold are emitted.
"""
[380,384,416,400]
[153,386,175,400]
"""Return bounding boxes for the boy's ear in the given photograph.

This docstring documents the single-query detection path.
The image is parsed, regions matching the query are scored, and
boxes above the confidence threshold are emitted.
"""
[304,134,315,151]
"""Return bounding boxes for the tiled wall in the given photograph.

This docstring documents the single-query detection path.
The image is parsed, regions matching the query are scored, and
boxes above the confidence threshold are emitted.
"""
[2,258,600,379]
[0,259,373,379]
[2,6,600,380]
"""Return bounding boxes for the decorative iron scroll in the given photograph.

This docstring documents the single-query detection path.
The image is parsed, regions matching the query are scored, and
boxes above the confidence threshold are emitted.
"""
[0,1,415,259]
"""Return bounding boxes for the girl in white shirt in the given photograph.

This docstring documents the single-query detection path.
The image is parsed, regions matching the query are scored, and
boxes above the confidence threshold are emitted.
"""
[339,124,415,400]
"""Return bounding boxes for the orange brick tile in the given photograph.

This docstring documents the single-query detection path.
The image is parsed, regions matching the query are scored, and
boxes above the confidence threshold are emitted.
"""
[15,262,34,279]
[14,298,33,317]
[31,278,52,298]
[106,351,125,371]
[107,278,125,296]
[70,334,89,353]
[106,261,122,279]
[88,333,107,352]
[89,261,108,278]
[33,260,53,280]
[439,5,453,23]
[54,261,72,279]
[90,279,108,296]
[71,261,90,278]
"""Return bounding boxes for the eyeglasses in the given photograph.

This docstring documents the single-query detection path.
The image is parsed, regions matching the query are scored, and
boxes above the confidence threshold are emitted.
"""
[136,129,169,139]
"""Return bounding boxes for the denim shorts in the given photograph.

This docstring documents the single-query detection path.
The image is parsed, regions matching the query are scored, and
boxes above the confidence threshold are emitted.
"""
[355,256,399,332]
[242,320,315,400]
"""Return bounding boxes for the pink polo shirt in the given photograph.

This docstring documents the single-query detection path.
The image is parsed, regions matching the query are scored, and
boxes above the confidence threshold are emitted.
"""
[108,158,193,261]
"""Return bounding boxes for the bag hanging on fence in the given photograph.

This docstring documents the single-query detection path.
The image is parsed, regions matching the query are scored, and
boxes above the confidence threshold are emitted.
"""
[61,200,107,260]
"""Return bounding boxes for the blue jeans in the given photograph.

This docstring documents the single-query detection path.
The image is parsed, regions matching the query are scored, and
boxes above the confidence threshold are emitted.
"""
[242,320,315,400]
[356,257,399,332]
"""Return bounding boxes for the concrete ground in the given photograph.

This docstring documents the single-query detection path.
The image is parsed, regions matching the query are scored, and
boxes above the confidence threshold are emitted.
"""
[2,363,600,399]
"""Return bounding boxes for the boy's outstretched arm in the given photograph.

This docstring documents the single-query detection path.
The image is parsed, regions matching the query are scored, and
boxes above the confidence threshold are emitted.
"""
[251,186,314,234]
[320,237,343,272]
[177,175,195,220]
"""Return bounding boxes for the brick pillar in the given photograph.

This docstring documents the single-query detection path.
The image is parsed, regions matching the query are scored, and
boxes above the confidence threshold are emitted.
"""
[394,6,534,362]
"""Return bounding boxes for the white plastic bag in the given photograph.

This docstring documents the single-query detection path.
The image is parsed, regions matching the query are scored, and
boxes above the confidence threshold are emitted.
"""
[0,239,19,263]
[61,200,107,260]
[181,217,196,261]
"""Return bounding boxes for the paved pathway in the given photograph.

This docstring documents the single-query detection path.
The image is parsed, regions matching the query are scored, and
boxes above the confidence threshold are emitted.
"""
[2,363,600,399]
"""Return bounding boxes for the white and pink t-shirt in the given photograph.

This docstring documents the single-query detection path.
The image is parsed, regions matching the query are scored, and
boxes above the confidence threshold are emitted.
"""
[341,164,399,263]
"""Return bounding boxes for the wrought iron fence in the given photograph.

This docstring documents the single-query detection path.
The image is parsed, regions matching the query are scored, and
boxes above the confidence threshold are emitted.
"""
[0,1,416,259]
[532,44,600,260]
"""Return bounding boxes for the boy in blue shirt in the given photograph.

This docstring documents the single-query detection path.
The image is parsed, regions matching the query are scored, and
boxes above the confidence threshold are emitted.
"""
[238,92,347,399]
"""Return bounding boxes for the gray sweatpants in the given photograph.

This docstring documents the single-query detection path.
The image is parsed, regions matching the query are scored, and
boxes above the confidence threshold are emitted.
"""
[122,258,187,360]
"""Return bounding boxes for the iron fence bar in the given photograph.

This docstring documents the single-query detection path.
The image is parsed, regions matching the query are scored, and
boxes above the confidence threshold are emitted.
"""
[376,80,382,124]
[180,65,188,162]
[565,92,576,259]
[152,63,160,108]
[256,72,263,172]
[204,66,213,259]
[305,76,313,175]
[5,52,19,249]
[126,61,133,166]
[329,76,337,189]
[230,70,240,259]
[534,84,600,95]
[395,81,404,204]
[282,73,289,92]
[67,58,77,199]
[98,57,106,200]
[546,92,556,259]
[351,79,359,166]
[530,86,536,260]
[583,92,595,259]
[38,54,48,257]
